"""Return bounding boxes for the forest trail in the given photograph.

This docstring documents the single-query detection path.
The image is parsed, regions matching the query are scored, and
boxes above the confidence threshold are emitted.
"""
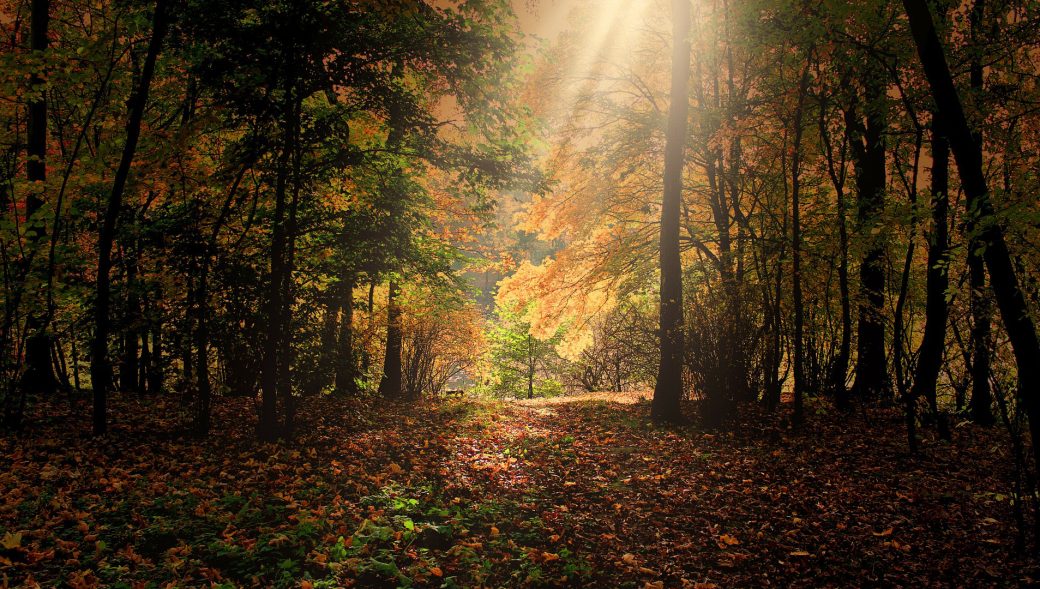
[1,395,1033,587]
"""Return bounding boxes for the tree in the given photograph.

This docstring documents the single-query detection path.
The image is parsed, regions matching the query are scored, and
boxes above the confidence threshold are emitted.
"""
[90,0,170,435]
[485,304,564,400]
[902,0,1040,470]
[651,0,691,424]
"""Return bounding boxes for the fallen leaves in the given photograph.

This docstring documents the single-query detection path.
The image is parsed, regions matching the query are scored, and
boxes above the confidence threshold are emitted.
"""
[0,395,1034,588]
[0,532,22,550]
[717,534,740,549]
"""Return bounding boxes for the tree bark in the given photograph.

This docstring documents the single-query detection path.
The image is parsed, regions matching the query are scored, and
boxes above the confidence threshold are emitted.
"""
[378,280,403,399]
[334,274,358,395]
[258,89,297,441]
[791,57,811,427]
[818,92,852,409]
[121,242,139,393]
[909,113,951,448]
[89,0,169,435]
[847,82,888,402]
[651,0,691,424]
[968,245,994,424]
[966,0,995,427]
[9,0,56,429]
[903,0,1040,466]
[527,334,534,400]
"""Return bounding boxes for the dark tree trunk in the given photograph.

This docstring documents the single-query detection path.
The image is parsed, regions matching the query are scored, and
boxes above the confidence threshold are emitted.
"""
[121,243,139,393]
[790,58,811,427]
[651,0,690,424]
[89,0,169,435]
[764,257,783,410]
[968,246,994,425]
[378,280,403,399]
[361,280,375,373]
[9,0,56,429]
[258,90,297,440]
[280,120,303,436]
[966,0,995,427]
[818,94,851,409]
[334,275,358,395]
[903,0,1040,469]
[909,113,952,448]
[148,287,163,395]
[192,260,211,437]
[847,83,888,402]
[138,320,150,393]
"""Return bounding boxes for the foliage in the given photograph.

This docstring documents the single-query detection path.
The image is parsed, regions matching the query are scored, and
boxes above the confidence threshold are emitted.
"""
[481,303,566,399]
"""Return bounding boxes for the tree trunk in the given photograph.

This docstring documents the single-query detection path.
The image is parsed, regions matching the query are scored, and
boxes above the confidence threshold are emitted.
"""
[148,287,163,395]
[335,274,358,395]
[258,89,297,441]
[966,0,995,427]
[527,334,534,400]
[909,113,952,447]
[9,0,56,429]
[818,94,851,409]
[121,242,139,393]
[903,0,1040,469]
[89,0,169,435]
[847,83,888,402]
[192,259,211,437]
[968,245,994,425]
[378,280,403,399]
[651,0,691,424]
[791,57,811,427]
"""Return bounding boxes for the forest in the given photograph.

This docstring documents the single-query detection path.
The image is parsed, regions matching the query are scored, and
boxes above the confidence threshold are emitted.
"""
[2,0,1040,586]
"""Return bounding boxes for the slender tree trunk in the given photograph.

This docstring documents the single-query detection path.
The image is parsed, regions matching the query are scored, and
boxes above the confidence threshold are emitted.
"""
[903,0,1040,471]
[968,246,994,424]
[193,258,211,436]
[379,280,403,399]
[909,113,952,447]
[89,0,169,435]
[121,242,139,393]
[335,274,358,395]
[259,89,296,441]
[847,84,888,402]
[818,96,851,409]
[791,57,811,427]
[651,0,691,424]
[280,106,303,436]
[138,320,150,393]
[361,280,375,373]
[148,286,163,395]
[765,255,784,410]
[9,0,56,428]
[527,334,534,400]
[966,0,995,427]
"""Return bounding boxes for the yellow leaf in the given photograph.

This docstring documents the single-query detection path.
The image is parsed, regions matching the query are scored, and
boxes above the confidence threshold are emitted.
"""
[717,534,739,548]
[490,526,500,536]
[789,550,811,557]
[1,532,22,550]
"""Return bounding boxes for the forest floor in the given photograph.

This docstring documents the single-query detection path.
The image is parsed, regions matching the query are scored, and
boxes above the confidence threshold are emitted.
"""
[0,392,1036,588]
